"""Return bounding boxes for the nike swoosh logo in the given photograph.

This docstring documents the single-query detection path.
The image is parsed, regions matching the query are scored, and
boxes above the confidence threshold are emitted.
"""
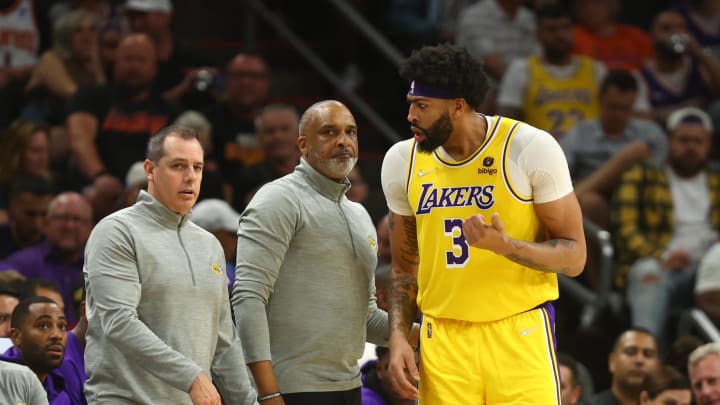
[418,169,435,177]
[520,326,539,336]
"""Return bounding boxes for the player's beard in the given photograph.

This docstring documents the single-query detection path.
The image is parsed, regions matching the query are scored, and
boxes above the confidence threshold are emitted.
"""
[415,112,453,154]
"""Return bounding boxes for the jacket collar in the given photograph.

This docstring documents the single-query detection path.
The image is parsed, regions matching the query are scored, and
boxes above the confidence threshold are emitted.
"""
[135,190,190,228]
[296,158,351,202]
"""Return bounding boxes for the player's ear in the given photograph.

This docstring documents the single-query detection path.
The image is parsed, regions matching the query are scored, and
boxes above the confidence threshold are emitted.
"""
[453,98,465,116]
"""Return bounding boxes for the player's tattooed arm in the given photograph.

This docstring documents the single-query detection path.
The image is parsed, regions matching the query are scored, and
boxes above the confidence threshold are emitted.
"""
[463,193,586,277]
[388,213,419,335]
[390,269,419,335]
[508,192,586,277]
[392,213,419,266]
[504,238,576,274]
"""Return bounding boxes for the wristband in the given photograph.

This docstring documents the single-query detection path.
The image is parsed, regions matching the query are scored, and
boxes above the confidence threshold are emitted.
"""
[258,392,281,402]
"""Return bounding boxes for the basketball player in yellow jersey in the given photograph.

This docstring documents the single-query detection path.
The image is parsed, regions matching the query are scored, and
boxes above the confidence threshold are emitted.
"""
[498,4,602,139]
[523,53,599,136]
[381,43,587,404]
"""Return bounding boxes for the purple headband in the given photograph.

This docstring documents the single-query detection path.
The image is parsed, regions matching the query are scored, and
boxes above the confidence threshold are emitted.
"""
[408,80,455,99]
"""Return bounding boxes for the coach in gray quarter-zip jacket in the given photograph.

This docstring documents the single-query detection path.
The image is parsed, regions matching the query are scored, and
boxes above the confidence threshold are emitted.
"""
[83,125,257,405]
[233,100,388,405]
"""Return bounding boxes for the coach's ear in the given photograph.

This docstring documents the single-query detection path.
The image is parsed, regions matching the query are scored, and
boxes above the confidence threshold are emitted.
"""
[144,159,155,186]
[297,135,308,158]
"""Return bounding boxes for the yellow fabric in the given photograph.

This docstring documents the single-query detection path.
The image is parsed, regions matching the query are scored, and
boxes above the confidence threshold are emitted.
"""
[405,116,558,323]
[523,55,599,137]
[419,308,561,404]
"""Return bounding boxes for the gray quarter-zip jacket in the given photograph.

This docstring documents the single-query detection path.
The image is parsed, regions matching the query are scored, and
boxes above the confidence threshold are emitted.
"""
[83,191,257,404]
[232,158,388,394]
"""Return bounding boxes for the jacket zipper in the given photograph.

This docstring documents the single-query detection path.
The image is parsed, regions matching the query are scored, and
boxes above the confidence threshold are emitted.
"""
[177,226,196,286]
[338,200,357,258]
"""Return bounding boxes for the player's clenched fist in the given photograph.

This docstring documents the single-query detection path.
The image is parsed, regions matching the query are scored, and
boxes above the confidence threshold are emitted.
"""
[462,213,510,255]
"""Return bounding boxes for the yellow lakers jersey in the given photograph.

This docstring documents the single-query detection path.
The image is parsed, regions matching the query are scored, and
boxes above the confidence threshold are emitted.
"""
[405,116,558,322]
[523,55,599,138]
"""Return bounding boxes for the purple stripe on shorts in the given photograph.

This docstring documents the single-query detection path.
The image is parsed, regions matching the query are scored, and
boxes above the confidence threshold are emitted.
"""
[541,301,561,405]
[542,301,558,351]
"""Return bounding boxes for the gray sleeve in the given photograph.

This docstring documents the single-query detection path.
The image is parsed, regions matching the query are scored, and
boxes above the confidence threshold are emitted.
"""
[232,184,298,363]
[84,219,202,392]
[24,367,49,405]
[211,280,258,404]
[365,275,389,346]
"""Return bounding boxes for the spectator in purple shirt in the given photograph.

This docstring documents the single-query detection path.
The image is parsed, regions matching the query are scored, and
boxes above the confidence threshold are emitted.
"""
[0,192,94,324]
[56,288,88,405]
[0,296,75,404]
[361,346,415,405]
[9,287,88,404]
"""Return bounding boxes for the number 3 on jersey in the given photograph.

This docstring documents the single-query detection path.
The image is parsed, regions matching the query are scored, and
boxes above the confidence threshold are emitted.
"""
[444,218,469,268]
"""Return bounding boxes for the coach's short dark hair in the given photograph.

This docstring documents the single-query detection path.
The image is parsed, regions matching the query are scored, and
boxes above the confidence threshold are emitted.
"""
[146,125,201,163]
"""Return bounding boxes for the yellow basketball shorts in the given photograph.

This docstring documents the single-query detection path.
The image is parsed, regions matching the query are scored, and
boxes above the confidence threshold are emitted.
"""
[418,302,561,404]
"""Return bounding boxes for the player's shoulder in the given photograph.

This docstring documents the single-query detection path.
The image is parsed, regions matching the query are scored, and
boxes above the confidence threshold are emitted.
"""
[383,138,414,164]
[495,115,548,136]
[497,116,558,148]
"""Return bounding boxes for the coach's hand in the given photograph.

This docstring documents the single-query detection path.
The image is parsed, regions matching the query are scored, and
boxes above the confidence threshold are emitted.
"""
[463,212,510,254]
[189,372,221,405]
[387,333,420,400]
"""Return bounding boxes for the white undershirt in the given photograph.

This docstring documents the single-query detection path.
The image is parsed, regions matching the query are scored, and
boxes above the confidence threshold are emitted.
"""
[666,167,717,263]
[381,115,573,216]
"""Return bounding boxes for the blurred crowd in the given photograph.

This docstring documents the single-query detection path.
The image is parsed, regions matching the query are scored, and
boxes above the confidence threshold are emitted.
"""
[2,0,720,404]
